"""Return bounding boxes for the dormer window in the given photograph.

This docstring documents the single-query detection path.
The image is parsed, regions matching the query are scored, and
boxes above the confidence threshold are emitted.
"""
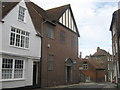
[18,6,26,22]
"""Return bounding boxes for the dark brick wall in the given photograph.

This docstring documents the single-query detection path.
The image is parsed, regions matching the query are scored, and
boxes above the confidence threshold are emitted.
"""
[41,23,80,87]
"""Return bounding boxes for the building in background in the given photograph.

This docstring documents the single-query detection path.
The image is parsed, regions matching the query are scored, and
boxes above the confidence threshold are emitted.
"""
[79,58,105,82]
[110,9,120,84]
[90,47,113,82]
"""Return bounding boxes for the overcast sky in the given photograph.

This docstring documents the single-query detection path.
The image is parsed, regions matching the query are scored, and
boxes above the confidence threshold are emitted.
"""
[31,0,118,58]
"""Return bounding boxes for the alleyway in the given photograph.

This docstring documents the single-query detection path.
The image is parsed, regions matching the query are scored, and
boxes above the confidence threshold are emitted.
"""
[33,82,115,90]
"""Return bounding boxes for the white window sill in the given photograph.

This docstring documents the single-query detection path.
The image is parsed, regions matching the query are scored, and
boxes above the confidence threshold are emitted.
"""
[9,45,29,51]
[18,19,26,24]
[1,78,25,82]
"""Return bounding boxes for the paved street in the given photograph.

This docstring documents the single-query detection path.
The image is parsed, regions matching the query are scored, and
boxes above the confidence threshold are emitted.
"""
[33,82,115,90]
[66,82,114,88]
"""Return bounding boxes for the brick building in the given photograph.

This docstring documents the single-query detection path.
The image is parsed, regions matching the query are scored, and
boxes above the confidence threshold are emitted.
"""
[90,47,113,82]
[41,4,80,87]
[79,58,105,82]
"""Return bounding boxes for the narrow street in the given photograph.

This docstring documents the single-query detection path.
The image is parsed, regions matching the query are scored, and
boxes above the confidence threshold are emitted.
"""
[66,82,114,88]
[33,82,115,90]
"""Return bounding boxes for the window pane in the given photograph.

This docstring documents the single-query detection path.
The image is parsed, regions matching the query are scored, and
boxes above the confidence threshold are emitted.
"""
[21,31,25,35]
[2,58,13,79]
[60,31,66,43]
[10,33,15,45]
[14,60,24,78]
[16,34,20,46]
[48,55,54,71]
[25,37,29,48]
[18,6,25,21]
[71,36,75,48]
[10,27,30,48]
[47,26,54,39]
[83,64,88,70]
[21,36,25,47]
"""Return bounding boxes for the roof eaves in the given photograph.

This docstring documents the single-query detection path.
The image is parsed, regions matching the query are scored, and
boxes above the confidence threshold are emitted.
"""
[57,4,70,21]
[2,1,20,19]
[68,5,80,37]
[110,10,119,31]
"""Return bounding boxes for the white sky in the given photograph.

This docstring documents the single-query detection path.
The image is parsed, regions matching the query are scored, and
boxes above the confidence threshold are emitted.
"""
[31,0,118,58]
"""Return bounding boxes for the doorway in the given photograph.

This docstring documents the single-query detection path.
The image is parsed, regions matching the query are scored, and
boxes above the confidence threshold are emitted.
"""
[66,66,72,83]
[33,62,39,85]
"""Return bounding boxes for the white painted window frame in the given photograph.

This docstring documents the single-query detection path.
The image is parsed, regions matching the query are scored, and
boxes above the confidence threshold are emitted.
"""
[2,58,25,80]
[18,6,26,22]
[10,26,30,49]
[83,64,88,70]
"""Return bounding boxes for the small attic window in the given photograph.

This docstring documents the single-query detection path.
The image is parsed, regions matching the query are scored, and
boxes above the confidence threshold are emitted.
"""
[18,6,26,22]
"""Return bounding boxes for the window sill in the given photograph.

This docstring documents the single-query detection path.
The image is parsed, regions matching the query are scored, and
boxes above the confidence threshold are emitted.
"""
[1,78,25,82]
[47,36,54,40]
[9,45,29,51]
[18,19,26,24]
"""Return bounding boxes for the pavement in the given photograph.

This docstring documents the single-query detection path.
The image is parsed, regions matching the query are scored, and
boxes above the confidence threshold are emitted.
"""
[32,82,116,90]
[102,82,115,88]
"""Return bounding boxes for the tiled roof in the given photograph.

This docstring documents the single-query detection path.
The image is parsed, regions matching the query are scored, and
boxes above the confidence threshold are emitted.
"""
[46,4,70,21]
[26,1,48,19]
[1,0,48,34]
[46,4,80,37]
[1,1,21,19]
[92,47,111,56]
[1,0,80,37]
[93,50,107,56]
[88,59,104,69]
[25,2,46,33]
[81,59,104,69]
[110,9,120,31]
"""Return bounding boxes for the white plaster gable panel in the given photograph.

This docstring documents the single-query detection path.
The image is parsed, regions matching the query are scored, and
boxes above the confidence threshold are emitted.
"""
[2,0,41,58]
[59,9,77,33]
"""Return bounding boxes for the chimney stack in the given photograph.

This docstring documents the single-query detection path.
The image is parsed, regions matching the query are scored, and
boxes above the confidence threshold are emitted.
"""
[97,47,100,52]
[80,52,82,58]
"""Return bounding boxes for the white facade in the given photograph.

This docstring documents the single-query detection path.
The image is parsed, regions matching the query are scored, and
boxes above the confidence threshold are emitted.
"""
[0,22,2,52]
[0,0,41,89]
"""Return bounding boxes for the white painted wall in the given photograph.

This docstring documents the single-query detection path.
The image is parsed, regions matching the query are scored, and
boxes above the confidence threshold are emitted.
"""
[0,55,2,89]
[24,59,33,86]
[1,0,41,89]
[0,22,2,52]
[2,0,41,59]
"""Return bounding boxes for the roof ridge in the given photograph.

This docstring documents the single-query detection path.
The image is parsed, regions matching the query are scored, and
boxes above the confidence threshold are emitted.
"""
[26,2,44,19]
[2,1,20,19]
[27,1,48,19]
[88,59,104,69]
[46,4,70,11]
